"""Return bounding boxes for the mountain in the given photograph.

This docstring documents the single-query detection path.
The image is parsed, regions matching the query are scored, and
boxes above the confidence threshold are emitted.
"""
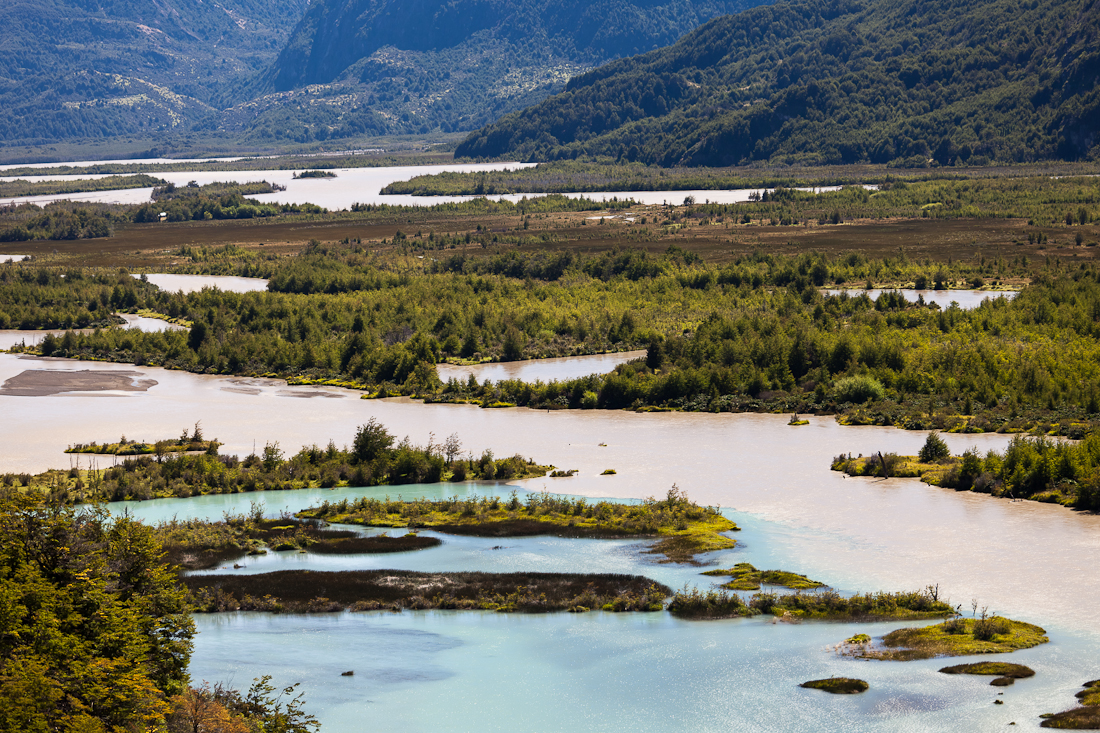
[223,0,772,139]
[0,0,308,146]
[454,0,1100,166]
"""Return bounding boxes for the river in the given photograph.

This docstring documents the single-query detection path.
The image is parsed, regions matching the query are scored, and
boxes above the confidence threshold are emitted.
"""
[2,343,1095,731]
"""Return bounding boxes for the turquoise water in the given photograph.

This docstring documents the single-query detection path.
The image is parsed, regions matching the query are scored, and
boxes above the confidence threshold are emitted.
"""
[190,611,1086,733]
[114,483,1100,732]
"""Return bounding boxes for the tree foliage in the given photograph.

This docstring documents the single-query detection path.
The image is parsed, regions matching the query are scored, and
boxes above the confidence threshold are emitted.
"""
[0,493,194,732]
[457,0,1100,165]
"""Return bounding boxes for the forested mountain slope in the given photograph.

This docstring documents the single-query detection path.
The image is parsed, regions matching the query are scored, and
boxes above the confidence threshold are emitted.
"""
[0,0,308,145]
[455,0,1100,166]
[245,0,769,137]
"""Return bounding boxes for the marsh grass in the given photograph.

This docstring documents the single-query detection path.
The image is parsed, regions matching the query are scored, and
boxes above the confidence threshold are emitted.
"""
[855,617,1049,660]
[155,514,439,570]
[301,487,738,563]
[184,570,670,614]
[1040,681,1100,729]
[799,678,869,694]
[702,562,825,590]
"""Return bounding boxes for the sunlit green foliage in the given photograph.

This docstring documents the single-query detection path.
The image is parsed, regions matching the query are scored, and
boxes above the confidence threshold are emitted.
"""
[8,422,546,503]
[0,493,194,731]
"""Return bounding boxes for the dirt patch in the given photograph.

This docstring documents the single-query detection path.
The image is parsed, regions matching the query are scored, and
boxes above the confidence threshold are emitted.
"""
[0,369,157,396]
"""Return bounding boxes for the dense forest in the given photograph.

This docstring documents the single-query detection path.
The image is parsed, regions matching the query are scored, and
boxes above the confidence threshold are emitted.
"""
[456,0,1100,165]
[3,245,1098,434]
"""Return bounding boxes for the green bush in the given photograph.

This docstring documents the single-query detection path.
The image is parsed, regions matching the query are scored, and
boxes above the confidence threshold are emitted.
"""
[833,375,885,403]
[919,432,951,462]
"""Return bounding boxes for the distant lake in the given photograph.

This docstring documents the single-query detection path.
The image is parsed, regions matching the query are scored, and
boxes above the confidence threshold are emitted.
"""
[824,288,1019,310]
[136,273,269,294]
[0,161,857,210]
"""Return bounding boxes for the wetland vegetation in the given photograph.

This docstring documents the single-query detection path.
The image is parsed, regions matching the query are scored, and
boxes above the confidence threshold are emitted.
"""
[849,616,1049,661]
[702,562,825,590]
[153,512,441,571]
[297,485,738,563]
[667,586,954,621]
[1041,680,1100,729]
[799,678,868,694]
[2,420,547,503]
[185,570,670,614]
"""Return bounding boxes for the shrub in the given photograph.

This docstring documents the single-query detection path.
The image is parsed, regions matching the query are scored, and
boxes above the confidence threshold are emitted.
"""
[833,375,885,403]
[919,432,951,462]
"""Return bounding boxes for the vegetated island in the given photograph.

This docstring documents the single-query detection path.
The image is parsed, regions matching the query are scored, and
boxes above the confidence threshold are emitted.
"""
[185,570,669,614]
[939,662,1035,687]
[702,562,825,590]
[296,484,738,563]
[154,512,441,571]
[4,419,547,503]
[844,614,1049,661]
[66,425,220,457]
[833,431,1100,511]
[667,586,955,621]
[292,170,337,179]
[800,678,868,694]
[1040,680,1100,729]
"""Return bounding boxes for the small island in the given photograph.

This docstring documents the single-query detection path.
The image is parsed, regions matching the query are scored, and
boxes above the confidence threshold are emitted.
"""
[702,562,825,590]
[184,569,669,614]
[292,170,337,179]
[297,485,738,563]
[846,615,1049,661]
[939,661,1035,686]
[800,678,868,694]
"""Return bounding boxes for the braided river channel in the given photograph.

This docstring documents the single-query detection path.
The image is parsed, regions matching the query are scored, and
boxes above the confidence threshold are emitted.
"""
[2,343,1097,731]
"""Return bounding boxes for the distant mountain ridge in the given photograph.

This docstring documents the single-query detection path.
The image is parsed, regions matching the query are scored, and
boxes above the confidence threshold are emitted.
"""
[0,0,771,149]
[0,0,309,145]
[455,0,1100,165]
[244,0,770,138]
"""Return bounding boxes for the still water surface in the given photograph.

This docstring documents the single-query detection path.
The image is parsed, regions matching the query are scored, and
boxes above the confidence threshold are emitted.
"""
[824,288,1019,310]
[436,350,646,384]
[2,351,1097,730]
[138,273,270,294]
[0,162,854,210]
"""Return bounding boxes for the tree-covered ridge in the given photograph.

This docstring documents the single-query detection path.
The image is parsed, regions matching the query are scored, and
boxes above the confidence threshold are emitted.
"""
[247,0,769,138]
[456,0,1100,166]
